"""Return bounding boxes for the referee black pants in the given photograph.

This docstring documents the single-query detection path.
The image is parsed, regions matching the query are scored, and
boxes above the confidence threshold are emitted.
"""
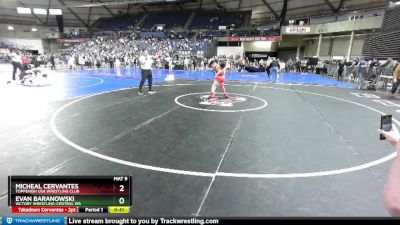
[139,69,153,93]
[11,61,24,80]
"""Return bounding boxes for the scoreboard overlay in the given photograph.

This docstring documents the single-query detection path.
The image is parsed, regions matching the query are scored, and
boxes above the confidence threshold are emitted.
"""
[8,176,132,214]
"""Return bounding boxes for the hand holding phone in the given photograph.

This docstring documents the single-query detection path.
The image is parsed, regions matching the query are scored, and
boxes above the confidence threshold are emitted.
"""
[380,115,393,140]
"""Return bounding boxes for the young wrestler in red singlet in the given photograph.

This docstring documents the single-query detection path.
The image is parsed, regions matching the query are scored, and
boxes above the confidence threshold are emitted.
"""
[209,61,229,99]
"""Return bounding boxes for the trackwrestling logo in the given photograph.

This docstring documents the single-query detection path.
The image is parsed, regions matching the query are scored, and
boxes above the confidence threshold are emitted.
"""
[2,217,64,225]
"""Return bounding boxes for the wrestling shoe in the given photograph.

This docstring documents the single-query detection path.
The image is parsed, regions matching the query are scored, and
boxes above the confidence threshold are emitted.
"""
[10,80,18,84]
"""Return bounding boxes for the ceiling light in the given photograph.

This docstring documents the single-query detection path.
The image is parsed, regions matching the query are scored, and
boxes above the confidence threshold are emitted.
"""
[33,8,47,15]
[17,7,31,14]
[49,9,62,15]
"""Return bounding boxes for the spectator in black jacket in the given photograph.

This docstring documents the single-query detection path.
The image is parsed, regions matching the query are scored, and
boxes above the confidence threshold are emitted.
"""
[269,59,280,82]
[337,60,345,81]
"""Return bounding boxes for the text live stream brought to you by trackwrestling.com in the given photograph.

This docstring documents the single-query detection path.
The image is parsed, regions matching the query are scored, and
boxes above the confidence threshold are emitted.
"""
[2,217,400,225]
[0,217,222,225]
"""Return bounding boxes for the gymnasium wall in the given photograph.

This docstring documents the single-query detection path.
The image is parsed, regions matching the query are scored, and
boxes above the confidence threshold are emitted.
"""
[277,36,305,60]
[41,39,62,53]
[278,36,303,48]
[217,46,244,57]
[303,35,366,59]
[281,16,383,35]
[243,41,278,52]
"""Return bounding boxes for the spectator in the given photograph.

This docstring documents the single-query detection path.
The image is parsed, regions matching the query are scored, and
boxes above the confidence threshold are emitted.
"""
[21,53,30,70]
[390,64,400,98]
[59,31,213,71]
[78,55,85,70]
[358,57,368,80]
[50,55,55,70]
[337,60,345,81]
[68,54,76,70]
[269,58,281,82]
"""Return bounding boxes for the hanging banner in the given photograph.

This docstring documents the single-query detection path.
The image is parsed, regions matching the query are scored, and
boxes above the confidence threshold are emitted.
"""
[56,39,89,44]
[227,36,282,42]
[285,26,311,34]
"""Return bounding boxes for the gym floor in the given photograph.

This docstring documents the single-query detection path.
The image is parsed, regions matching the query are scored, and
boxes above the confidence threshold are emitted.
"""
[0,67,398,216]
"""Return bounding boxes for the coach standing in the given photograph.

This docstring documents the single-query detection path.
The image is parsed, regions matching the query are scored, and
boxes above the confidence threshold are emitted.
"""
[138,50,156,95]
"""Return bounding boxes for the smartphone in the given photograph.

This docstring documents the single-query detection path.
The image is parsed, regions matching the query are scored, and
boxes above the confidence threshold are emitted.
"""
[380,115,392,140]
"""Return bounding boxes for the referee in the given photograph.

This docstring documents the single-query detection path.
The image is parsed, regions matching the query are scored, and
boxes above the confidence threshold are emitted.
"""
[138,50,156,95]
[7,50,24,84]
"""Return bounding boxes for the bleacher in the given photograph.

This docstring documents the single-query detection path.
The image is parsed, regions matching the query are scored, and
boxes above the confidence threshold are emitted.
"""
[93,10,251,35]
[130,38,212,56]
[199,30,227,38]
[168,30,196,39]
[264,28,280,36]
[0,41,19,52]
[381,4,400,32]
[230,30,261,37]
[190,11,250,29]
[142,11,191,29]
[362,4,400,59]
[97,14,144,31]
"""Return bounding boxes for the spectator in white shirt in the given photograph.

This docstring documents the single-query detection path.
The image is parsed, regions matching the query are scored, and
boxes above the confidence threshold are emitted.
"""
[78,55,85,70]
